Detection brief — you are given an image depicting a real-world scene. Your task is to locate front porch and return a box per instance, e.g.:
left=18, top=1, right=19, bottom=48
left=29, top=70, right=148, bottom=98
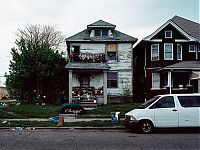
left=66, top=62, right=110, bottom=106
left=157, top=61, right=200, bottom=94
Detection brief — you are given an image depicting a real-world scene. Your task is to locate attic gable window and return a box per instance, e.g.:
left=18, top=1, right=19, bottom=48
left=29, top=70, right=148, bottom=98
left=94, top=29, right=101, bottom=36
left=165, top=31, right=172, bottom=38
left=94, top=29, right=108, bottom=36
left=102, top=29, right=108, bottom=36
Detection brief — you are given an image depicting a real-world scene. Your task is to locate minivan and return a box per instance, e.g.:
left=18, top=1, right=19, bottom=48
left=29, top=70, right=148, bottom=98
left=124, top=94, right=200, bottom=133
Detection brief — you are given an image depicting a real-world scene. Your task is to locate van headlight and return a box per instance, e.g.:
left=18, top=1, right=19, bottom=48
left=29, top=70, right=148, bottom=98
left=126, top=115, right=136, bottom=121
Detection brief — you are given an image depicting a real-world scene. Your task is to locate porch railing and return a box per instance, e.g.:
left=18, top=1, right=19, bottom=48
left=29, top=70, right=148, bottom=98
left=69, top=53, right=107, bottom=63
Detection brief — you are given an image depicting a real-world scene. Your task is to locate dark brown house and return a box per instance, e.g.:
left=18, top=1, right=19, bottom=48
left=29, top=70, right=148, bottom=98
left=133, top=16, right=200, bottom=101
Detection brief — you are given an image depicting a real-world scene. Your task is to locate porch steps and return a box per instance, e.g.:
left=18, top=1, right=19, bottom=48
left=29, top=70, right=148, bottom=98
left=80, top=100, right=97, bottom=109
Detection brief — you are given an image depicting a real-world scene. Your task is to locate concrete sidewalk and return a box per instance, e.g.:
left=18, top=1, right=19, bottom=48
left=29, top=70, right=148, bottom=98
left=1, top=117, right=112, bottom=122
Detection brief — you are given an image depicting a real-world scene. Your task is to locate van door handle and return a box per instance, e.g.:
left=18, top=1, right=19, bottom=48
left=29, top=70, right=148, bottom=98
left=172, top=109, right=177, bottom=112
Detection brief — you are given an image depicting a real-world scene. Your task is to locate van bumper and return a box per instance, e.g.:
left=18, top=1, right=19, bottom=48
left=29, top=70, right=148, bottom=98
left=124, top=119, right=139, bottom=129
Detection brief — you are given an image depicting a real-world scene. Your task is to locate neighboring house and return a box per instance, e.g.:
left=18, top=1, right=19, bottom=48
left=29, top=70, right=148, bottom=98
left=65, top=20, right=137, bottom=105
left=133, top=15, right=200, bottom=101
left=0, top=86, right=8, bottom=98
left=0, top=76, right=8, bottom=98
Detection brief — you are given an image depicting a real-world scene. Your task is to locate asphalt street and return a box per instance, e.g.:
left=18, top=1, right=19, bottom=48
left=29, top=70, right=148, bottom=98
left=0, top=129, right=199, bottom=150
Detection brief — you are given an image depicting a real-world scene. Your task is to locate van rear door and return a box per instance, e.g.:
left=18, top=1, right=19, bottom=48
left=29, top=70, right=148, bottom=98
left=150, top=96, right=179, bottom=127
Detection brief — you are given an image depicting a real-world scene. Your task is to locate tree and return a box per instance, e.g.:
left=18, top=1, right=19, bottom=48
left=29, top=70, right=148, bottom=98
left=6, top=25, right=68, bottom=104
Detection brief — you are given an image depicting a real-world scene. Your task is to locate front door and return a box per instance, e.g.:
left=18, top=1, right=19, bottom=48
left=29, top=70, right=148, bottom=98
left=80, top=74, right=90, bottom=88
left=151, top=96, right=178, bottom=127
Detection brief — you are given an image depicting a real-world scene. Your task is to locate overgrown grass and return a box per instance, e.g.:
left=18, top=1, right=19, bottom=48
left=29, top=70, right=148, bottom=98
left=83, top=103, right=141, bottom=118
left=0, top=104, right=60, bottom=119
left=0, top=103, right=140, bottom=119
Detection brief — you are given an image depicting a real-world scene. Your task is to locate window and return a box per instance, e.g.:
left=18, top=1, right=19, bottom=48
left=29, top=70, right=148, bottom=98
left=152, top=73, right=160, bottom=89
left=164, top=43, right=173, bottom=60
left=107, top=72, right=118, bottom=88
left=94, top=29, right=101, bottom=36
left=177, top=44, right=182, bottom=60
left=107, top=52, right=117, bottom=60
left=178, top=96, right=200, bottom=107
left=72, top=45, right=80, bottom=54
left=198, top=45, right=200, bottom=52
left=94, top=29, right=108, bottom=36
left=102, top=29, right=108, bottom=36
left=151, top=44, right=159, bottom=61
left=165, top=31, right=172, bottom=38
left=152, top=96, right=175, bottom=108
left=106, top=44, right=117, bottom=60
left=189, top=45, right=196, bottom=52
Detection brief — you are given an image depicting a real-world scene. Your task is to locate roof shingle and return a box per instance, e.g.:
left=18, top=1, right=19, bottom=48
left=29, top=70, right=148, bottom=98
left=171, top=16, right=200, bottom=40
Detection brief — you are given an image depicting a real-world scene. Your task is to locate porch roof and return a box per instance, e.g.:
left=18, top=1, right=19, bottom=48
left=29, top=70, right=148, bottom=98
left=65, top=62, right=110, bottom=70
left=157, top=61, right=200, bottom=71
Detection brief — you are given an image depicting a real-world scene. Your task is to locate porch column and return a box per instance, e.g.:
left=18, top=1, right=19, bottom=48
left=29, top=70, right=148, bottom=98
left=167, top=70, right=172, bottom=94
left=68, top=70, right=73, bottom=103
left=103, top=70, right=108, bottom=105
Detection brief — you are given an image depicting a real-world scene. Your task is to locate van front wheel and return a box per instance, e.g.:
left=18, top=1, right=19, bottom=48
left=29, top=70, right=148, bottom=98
left=138, top=121, right=153, bottom=134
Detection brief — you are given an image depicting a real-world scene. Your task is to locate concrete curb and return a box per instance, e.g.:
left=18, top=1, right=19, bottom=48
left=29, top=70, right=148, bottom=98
left=0, top=126, right=126, bottom=130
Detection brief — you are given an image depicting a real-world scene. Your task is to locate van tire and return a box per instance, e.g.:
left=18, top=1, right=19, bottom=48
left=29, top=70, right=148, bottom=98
left=138, top=120, right=153, bottom=134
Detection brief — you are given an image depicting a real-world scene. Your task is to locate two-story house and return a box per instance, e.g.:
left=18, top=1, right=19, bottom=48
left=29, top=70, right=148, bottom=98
left=65, top=20, right=137, bottom=105
left=133, top=16, right=200, bottom=101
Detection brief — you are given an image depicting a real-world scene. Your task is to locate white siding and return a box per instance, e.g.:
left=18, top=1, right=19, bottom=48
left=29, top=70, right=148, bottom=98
left=70, top=43, right=133, bottom=96
left=90, top=73, right=103, bottom=88
left=80, top=43, right=105, bottom=54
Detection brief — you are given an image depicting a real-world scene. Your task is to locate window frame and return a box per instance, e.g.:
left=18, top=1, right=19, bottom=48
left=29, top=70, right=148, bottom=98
left=178, top=96, right=200, bottom=107
left=107, top=72, right=118, bottom=88
left=107, top=52, right=117, bottom=60
left=151, top=44, right=159, bottom=61
left=94, top=29, right=108, bottom=37
left=177, top=44, right=182, bottom=60
left=165, top=30, right=172, bottom=38
left=151, top=96, right=175, bottom=109
left=152, top=73, right=160, bottom=89
left=102, top=29, right=108, bottom=36
left=164, top=43, right=173, bottom=60
left=189, top=45, right=196, bottom=52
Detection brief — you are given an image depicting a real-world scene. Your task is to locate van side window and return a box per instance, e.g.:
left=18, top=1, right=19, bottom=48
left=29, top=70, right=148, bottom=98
left=152, top=96, right=175, bottom=108
left=178, top=96, right=200, bottom=107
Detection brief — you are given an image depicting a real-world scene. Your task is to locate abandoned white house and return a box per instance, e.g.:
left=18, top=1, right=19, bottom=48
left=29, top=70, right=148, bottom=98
left=65, top=20, right=137, bottom=105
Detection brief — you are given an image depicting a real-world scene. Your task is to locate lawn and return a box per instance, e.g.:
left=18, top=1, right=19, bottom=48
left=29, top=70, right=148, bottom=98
left=0, top=104, right=60, bottom=119
left=0, top=103, right=141, bottom=119
left=82, top=103, right=140, bottom=118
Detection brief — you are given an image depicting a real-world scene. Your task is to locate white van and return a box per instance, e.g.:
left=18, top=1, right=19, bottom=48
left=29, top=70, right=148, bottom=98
left=124, top=94, right=200, bottom=133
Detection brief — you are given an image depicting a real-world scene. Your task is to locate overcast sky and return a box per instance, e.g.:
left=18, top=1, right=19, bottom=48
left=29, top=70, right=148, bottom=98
left=0, top=0, right=199, bottom=81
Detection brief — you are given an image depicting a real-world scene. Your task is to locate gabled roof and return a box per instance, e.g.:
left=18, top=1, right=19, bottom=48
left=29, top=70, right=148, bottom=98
left=144, top=15, right=200, bottom=42
left=87, top=19, right=116, bottom=29
left=66, top=20, right=137, bottom=43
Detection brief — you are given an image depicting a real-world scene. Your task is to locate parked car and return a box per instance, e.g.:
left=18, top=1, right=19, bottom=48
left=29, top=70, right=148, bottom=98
left=124, top=94, right=200, bottom=133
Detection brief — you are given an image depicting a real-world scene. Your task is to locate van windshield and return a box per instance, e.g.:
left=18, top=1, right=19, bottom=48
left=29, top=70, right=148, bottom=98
left=139, top=96, right=160, bottom=109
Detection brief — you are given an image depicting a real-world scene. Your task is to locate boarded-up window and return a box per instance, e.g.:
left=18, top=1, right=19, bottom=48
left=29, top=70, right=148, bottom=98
left=106, top=44, right=117, bottom=52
